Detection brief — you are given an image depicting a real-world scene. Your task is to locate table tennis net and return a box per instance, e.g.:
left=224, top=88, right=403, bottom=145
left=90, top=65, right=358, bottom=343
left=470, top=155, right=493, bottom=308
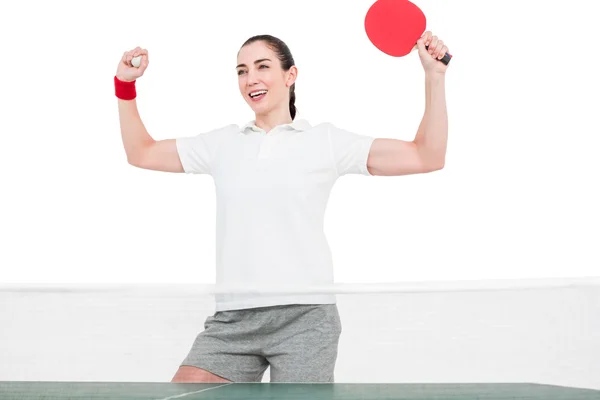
left=1, top=277, right=598, bottom=388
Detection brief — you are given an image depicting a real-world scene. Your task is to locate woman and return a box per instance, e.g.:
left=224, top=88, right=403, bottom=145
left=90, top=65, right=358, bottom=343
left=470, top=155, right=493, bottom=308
left=114, top=33, right=449, bottom=383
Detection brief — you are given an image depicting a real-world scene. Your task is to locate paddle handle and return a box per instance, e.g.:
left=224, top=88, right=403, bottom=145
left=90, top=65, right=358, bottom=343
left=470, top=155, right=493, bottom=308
left=425, top=45, right=452, bottom=65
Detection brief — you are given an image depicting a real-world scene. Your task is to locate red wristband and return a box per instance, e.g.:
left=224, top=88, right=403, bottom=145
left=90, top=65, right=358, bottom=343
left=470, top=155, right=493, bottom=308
left=114, top=76, right=136, bottom=100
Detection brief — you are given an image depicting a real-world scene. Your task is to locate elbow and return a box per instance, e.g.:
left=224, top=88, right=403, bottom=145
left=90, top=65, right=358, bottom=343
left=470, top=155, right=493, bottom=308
left=125, top=145, right=151, bottom=168
left=126, top=152, right=143, bottom=168
left=432, top=159, right=445, bottom=171
left=414, top=142, right=446, bottom=173
left=126, top=140, right=155, bottom=169
left=421, top=155, right=445, bottom=173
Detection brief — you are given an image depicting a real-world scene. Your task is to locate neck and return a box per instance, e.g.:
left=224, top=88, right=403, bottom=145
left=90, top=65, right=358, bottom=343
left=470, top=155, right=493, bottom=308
left=254, top=106, right=293, bottom=133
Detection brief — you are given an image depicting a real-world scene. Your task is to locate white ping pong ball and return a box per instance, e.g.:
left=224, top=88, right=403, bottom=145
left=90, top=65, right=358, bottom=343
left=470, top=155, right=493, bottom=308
left=131, top=55, right=142, bottom=68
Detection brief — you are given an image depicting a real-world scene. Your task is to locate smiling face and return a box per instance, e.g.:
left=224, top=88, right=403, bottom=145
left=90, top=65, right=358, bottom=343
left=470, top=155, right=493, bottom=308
left=236, top=40, right=297, bottom=119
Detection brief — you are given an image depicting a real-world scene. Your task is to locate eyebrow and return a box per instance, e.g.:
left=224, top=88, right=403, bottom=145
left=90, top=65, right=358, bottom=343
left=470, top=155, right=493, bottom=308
left=236, top=58, right=272, bottom=69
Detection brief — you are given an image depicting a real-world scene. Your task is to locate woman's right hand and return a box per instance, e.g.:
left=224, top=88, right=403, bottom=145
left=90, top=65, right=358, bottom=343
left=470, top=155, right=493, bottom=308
left=116, top=47, right=149, bottom=82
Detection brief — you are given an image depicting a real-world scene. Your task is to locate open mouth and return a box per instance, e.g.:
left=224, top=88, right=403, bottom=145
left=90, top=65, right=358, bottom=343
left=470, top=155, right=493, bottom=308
left=249, top=90, right=268, bottom=101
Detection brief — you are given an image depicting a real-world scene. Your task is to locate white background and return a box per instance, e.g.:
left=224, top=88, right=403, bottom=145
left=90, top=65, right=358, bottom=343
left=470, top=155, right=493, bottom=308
left=1, top=0, right=599, bottom=285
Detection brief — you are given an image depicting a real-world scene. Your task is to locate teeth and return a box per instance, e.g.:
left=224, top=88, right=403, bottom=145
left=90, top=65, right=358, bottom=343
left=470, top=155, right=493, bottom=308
left=250, top=90, right=267, bottom=98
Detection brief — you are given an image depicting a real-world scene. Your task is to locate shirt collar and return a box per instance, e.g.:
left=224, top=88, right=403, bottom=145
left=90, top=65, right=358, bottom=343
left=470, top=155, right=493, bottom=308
left=242, top=118, right=312, bottom=134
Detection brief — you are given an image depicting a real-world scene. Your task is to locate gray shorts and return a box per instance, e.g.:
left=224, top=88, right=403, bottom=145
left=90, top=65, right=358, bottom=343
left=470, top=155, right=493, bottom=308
left=180, top=303, right=342, bottom=383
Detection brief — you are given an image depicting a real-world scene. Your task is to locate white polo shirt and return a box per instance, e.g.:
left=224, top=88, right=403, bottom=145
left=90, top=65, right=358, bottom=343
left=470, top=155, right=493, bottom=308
left=175, top=119, right=375, bottom=311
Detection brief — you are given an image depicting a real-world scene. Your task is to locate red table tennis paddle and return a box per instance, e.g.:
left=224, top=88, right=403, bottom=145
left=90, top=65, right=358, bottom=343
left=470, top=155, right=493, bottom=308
left=365, top=0, right=452, bottom=65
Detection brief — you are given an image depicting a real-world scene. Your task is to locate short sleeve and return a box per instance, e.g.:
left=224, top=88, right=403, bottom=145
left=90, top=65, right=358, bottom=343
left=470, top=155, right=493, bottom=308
left=327, top=123, right=375, bottom=176
left=175, top=126, right=230, bottom=175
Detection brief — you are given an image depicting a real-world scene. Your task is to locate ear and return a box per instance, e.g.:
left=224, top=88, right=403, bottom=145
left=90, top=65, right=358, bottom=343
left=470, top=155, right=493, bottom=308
left=286, top=66, right=298, bottom=87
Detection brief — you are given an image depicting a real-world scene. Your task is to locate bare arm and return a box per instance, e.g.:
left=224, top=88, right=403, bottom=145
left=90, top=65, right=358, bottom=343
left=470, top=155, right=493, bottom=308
left=413, top=73, right=448, bottom=168
left=118, top=98, right=183, bottom=173
left=367, top=73, right=447, bottom=176
left=366, top=32, right=450, bottom=177
left=116, top=47, right=184, bottom=173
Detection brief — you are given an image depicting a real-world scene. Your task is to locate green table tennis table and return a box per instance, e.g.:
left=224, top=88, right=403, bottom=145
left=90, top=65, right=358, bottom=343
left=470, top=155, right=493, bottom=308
left=1, top=382, right=599, bottom=399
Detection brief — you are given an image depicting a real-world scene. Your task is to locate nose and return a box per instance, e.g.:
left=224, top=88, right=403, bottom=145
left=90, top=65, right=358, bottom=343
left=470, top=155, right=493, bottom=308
left=246, top=69, right=260, bottom=86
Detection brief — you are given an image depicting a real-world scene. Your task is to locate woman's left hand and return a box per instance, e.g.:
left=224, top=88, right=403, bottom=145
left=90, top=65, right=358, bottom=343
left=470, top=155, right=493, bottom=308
left=416, top=31, right=450, bottom=75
